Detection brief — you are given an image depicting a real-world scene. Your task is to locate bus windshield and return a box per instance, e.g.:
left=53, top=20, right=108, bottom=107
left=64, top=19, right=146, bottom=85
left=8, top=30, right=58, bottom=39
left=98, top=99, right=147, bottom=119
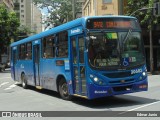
left=88, top=31, right=145, bottom=69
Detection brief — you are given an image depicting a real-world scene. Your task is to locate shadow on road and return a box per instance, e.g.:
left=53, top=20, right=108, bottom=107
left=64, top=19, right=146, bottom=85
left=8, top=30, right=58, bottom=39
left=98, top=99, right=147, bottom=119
left=16, top=83, right=158, bottom=110
left=16, top=84, right=61, bottom=99
left=71, top=95, right=158, bottom=109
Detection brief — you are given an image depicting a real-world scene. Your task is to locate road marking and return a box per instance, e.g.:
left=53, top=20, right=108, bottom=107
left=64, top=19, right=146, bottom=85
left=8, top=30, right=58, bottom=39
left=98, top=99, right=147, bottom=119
left=0, top=77, right=11, bottom=80
left=119, top=101, right=160, bottom=115
left=0, top=82, right=9, bottom=87
left=4, top=84, right=17, bottom=90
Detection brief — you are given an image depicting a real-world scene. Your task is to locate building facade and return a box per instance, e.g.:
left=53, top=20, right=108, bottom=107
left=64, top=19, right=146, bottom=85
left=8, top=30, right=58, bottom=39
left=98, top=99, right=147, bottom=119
left=0, top=0, right=14, bottom=11
left=82, top=0, right=127, bottom=16
left=13, top=0, right=42, bottom=35
left=82, top=0, right=160, bottom=73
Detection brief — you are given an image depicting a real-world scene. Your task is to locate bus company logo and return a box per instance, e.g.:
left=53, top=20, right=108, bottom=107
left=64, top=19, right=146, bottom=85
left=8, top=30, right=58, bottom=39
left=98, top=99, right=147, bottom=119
left=71, top=28, right=81, bottom=34
left=94, top=90, right=107, bottom=94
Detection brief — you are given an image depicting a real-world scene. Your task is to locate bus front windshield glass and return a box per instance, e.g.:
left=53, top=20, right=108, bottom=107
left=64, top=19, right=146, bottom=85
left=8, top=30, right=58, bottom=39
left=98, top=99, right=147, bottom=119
left=88, top=32, right=145, bottom=69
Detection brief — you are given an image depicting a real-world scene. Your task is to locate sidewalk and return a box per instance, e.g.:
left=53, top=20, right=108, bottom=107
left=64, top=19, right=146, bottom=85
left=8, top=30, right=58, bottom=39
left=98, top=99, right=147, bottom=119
left=148, top=71, right=160, bottom=76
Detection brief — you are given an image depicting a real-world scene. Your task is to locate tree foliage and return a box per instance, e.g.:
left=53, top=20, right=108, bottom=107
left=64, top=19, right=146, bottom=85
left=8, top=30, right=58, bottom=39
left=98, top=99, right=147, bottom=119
left=33, top=0, right=81, bottom=27
left=125, top=0, right=160, bottom=29
left=0, top=4, right=20, bottom=55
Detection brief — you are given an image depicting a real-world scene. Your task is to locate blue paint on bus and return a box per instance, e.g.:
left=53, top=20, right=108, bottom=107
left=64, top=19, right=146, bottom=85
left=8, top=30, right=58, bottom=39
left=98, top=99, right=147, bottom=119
left=10, top=16, right=148, bottom=100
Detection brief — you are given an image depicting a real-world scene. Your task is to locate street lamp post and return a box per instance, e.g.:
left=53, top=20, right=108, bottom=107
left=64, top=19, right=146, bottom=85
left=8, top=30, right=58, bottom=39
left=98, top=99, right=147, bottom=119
left=149, top=19, right=154, bottom=73
left=72, top=0, right=75, bottom=20
left=130, top=7, right=155, bottom=73
left=130, top=7, right=155, bottom=16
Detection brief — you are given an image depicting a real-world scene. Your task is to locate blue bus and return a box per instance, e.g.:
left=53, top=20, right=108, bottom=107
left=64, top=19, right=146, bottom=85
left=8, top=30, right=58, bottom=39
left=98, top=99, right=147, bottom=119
left=10, top=16, right=148, bottom=100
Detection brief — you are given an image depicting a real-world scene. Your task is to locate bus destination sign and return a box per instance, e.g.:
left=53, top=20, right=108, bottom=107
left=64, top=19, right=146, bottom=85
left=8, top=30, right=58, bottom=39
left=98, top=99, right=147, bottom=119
left=87, top=18, right=140, bottom=29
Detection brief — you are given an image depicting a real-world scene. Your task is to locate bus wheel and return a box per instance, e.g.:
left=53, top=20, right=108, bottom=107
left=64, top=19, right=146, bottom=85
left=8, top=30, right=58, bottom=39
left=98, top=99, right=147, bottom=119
left=21, top=73, right=28, bottom=89
left=58, top=78, right=72, bottom=100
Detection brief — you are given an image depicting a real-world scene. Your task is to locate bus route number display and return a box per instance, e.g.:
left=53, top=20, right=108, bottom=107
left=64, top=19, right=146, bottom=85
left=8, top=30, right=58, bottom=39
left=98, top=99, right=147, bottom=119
left=87, top=18, right=140, bottom=29
left=93, top=21, right=131, bottom=29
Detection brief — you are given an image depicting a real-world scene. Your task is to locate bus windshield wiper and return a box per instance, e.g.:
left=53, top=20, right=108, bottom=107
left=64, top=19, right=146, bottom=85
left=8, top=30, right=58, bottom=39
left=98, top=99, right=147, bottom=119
left=123, top=29, right=132, bottom=44
left=122, top=29, right=132, bottom=51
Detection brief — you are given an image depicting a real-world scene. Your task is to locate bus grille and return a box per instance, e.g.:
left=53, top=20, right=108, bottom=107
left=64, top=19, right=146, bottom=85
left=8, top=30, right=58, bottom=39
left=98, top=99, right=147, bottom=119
left=103, top=71, right=133, bottom=78
left=113, top=85, right=132, bottom=92
left=109, top=79, right=135, bottom=85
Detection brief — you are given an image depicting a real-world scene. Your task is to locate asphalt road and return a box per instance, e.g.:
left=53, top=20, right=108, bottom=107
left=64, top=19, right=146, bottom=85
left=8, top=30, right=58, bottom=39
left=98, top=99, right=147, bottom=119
left=0, top=69, right=160, bottom=120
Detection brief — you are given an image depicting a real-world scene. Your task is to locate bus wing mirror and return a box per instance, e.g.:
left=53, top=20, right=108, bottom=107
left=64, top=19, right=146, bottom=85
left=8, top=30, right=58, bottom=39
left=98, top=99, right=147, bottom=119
left=85, top=37, right=89, bottom=41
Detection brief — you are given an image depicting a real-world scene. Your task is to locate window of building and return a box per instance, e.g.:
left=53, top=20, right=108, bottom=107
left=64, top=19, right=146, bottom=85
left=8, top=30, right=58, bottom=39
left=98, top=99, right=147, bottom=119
left=42, top=35, right=55, bottom=58
left=21, top=0, right=24, bottom=3
left=56, top=31, right=68, bottom=58
left=21, top=5, right=24, bottom=8
left=21, top=15, right=24, bottom=18
left=103, top=0, right=112, bottom=3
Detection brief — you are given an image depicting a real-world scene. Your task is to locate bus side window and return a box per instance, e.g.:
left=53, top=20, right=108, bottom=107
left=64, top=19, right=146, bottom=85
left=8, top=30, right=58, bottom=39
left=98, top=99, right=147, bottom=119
left=42, top=35, right=55, bottom=58
left=56, top=31, right=68, bottom=58
left=26, top=42, right=32, bottom=60
left=19, top=44, right=26, bottom=60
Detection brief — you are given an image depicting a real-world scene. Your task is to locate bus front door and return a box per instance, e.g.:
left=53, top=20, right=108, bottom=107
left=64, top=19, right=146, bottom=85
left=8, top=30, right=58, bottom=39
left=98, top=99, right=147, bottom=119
left=71, top=36, right=86, bottom=96
left=33, top=45, right=41, bottom=88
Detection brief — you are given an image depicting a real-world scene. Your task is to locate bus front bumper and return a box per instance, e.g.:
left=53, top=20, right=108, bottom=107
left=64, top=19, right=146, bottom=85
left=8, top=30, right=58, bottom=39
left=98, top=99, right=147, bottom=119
left=87, top=79, right=148, bottom=99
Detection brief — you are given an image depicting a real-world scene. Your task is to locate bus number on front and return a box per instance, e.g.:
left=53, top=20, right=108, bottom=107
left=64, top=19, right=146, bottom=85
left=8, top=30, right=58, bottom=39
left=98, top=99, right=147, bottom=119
left=93, top=22, right=103, bottom=28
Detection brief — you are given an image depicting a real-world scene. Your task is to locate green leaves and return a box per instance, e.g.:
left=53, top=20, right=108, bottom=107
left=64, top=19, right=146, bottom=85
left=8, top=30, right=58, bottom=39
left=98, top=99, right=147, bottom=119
left=125, top=0, right=160, bottom=29
left=0, top=4, right=20, bottom=54
left=34, top=0, right=79, bottom=27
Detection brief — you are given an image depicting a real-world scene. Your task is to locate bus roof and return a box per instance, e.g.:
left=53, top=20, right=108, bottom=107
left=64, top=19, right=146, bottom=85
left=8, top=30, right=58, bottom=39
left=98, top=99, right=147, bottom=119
left=11, top=15, right=136, bottom=47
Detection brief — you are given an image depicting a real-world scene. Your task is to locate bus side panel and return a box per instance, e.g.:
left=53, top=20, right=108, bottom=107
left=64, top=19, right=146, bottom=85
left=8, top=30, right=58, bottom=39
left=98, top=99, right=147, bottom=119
left=40, top=59, right=56, bottom=90
left=15, top=60, right=34, bottom=85
left=24, top=61, right=34, bottom=86
left=40, top=59, right=71, bottom=92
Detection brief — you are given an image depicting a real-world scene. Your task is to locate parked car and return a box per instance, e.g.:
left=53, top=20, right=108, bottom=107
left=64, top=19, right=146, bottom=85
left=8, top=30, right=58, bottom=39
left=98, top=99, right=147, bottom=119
left=0, top=63, right=5, bottom=72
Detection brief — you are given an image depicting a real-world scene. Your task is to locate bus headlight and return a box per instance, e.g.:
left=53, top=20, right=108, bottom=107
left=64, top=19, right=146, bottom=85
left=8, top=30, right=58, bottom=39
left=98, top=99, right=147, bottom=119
left=90, top=74, right=107, bottom=86
left=142, top=72, right=147, bottom=76
left=139, top=71, right=147, bottom=81
left=94, top=77, right=98, bottom=82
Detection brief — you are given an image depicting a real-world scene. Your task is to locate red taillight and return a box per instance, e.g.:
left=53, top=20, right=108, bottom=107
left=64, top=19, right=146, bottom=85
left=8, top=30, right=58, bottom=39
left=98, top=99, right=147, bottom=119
left=139, top=85, right=147, bottom=89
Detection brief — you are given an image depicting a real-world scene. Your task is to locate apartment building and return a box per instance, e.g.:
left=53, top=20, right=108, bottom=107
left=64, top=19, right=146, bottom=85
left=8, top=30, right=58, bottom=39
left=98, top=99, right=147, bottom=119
left=82, top=0, right=127, bottom=16
left=13, top=0, right=42, bottom=34
left=0, top=0, right=14, bottom=11
left=82, top=0, right=160, bottom=73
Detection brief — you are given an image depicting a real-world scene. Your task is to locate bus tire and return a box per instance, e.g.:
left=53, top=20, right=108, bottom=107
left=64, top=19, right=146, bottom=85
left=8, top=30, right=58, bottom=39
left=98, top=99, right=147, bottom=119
left=58, top=78, right=72, bottom=100
left=21, top=73, right=28, bottom=89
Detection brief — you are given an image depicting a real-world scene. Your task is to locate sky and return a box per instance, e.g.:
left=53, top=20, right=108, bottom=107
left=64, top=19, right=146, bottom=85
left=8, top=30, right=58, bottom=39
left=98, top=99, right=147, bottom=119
left=40, top=7, right=49, bottom=15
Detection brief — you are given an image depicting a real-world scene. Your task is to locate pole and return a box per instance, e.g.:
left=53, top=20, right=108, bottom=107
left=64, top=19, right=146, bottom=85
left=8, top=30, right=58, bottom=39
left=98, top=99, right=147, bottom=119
left=149, top=20, right=154, bottom=73
left=72, top=0, right=75, bottom=20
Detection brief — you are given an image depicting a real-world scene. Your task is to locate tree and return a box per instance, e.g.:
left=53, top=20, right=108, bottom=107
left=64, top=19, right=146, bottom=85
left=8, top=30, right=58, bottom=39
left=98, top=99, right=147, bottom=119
left=0, top=4, right=20, bottom=56
left=16, top=25, right=36, bottom=40
left=125, top=0, right=160, bottom=72
left=125, top=0, right=160, bottom=28
left=33, top=0, right=81, bottom=27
